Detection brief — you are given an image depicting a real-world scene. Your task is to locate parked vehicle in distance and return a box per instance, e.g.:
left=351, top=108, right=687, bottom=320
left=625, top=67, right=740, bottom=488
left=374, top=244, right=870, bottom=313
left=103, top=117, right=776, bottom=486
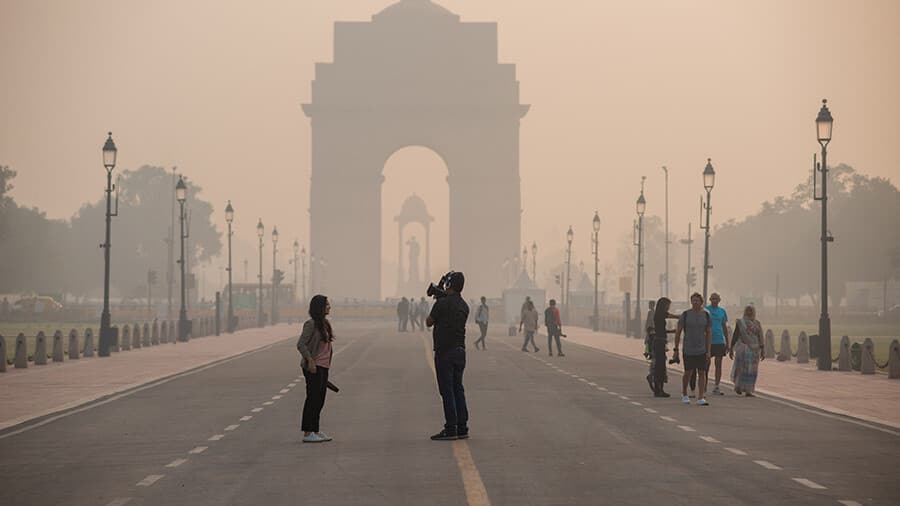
left=12, top=296, right=63, bottom=314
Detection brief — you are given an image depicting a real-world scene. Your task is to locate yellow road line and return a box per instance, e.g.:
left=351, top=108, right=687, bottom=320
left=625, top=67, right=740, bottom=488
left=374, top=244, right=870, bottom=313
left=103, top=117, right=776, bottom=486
left=420, top=335, right=491, bottom=506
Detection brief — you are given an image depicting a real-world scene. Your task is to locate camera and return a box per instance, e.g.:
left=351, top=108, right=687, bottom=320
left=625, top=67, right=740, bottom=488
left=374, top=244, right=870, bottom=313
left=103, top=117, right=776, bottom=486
left=426, top=271, right=457, bottom=299
left=668, top=355, right=681, bottom=365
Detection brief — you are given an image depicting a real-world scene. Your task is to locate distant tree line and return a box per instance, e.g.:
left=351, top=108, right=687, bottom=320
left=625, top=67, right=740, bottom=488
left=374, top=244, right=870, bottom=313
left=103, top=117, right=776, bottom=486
left=0, top=164, right=221, bottom=300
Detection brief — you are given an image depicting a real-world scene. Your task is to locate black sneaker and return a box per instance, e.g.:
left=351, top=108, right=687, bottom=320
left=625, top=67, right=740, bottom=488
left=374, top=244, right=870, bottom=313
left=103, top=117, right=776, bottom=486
left=430, top=429, right=458, bottom=441
left=457, top=428, right=469, bottom=440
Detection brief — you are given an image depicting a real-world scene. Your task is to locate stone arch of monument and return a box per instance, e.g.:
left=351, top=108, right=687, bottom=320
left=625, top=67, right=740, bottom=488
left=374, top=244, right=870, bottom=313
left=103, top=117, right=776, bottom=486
left=303, top=0, right=529, bottom=299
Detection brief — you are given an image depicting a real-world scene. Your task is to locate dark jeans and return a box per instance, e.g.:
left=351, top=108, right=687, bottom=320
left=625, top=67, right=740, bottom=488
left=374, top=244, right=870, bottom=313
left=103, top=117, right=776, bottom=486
left=522, top=330, right=538, bottom=350
left=652, top=339, right=668, bottom=385
left=475, top=322, right=488, bottom=348
left=435, top=347, right=468, bottom=432
left=302, top=366, right=329, bottom=433
left=547, top=326, right=562, bottom=353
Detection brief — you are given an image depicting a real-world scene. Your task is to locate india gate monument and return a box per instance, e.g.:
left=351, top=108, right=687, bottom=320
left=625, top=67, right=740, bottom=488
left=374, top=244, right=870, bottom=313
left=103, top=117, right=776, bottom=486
left=303, top=0, right=529, bottom=300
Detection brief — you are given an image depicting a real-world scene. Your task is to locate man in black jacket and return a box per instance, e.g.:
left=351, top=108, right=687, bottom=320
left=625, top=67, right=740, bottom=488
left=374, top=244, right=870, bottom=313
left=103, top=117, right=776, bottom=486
left=426, top=272, right=470, bottom=441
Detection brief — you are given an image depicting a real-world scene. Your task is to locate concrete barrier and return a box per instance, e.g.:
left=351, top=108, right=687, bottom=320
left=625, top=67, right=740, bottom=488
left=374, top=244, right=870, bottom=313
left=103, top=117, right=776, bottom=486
left=52, top=330, right=64, bottom=362
left=34, top=331, right=48, bottom=365
left=764, top=329, right=775, bottom=359
left=0, top=334, right=6, bottom=372
left=142, top=323, right=151, bottom=347
left=82, top=328, right=95, bottom=357
left=838, top=335, right=851, bottom=371
left=133, top=324, right=142, bottom=349
left=121, top=325, right=131, bottom=351
left=68, top=329, right=80, bottom=359
left=15, top=333, right=28, bottom=368
left=860, top=338, right=876, bottom=375
left=110, top=326, right=120, bottom=353
left=151, top=321, right=159, bottom=345
left=889, top=339, right=900, bottom=379
left=777, top=330, right=792, bottom=362
left=169, top=321, right=177, bottom=344
left=796, top=331, right=809, bottom=364
left=160, top=321, right=168, bottom=343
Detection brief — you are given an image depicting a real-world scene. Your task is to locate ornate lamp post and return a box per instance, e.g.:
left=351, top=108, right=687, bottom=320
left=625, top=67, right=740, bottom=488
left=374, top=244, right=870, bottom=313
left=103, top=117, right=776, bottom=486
left=815, top=99, right=834, bottom=371
left=531, top=241, right=537, bottom=284
left=700, top=159, right=716, bottom=300
left=565, top=225, right=574, bottom=322
left=635, top=178, right=646, bottom=335
left=256, top=219, right=264, bottom=327
left=592, top=211, right=601, bottom=331
left=271, top=226, right=279, bottom=325
left=176, top=176, right=190, bottom=341
left=225, top=201, right=234, bottom=332
left=98, top=133, right=118, bottom=356
left=522, top=246, right=528, bottom=277
left=301, top=246, right=307, bottom=301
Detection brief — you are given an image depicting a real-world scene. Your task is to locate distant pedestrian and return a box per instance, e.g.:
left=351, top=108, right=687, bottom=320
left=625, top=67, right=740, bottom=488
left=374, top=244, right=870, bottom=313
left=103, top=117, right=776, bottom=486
left=296, top=294, right=335, bottom=443
left=520, top=296, right=532, bottom=323
left=544, top=299, right=565, bottom=357
left=519, top=299, right=540, bottom=352
left=674, top=293, right=711, bottom=405
left=649, top=297, right=677, bottom=397
left=397, top=297, right=409, bottom=332
left=417, top=297, right=430, bottom=332
left=730, top=305, right=764, bottom=396
left=474, top=296, right=489, bottom=350
left=427, top=272, right=470, bottom=441
left=705, top=293, right=729, bottom=396
left=408, top=296, right=420, bottom=331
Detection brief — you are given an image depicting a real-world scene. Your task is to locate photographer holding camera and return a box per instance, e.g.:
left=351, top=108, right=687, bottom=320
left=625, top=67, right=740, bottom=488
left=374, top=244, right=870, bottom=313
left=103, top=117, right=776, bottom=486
left=425, top=271, right=470, bottom=441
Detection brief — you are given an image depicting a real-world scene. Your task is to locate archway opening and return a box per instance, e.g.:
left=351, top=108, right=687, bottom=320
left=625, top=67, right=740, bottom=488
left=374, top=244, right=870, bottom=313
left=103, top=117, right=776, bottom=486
left=381, top=146, right=449, bottom=299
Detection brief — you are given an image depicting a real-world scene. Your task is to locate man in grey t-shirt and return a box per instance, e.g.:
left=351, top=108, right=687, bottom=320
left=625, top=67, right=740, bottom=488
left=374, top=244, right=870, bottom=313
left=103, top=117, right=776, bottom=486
left=674, top=293, right=712, bottom=405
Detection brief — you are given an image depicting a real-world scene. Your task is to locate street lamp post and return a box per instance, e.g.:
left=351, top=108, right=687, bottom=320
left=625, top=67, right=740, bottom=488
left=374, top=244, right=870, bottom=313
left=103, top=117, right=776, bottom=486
left=271, top=226, right=279, bottom=325
left=256, top=219, right=264, bottom=327
left=176, top=176, right=190, bottom=341
left=301, top=247, right=307, bottom=302
left=680, top=223, right=695, bottom=302
left=225, top=201, right=234, bottom=333
left=98, top=133, right=118, bottom=357
left=565, top=226, right=574, bottom=323
left=700, top=159, right=716, bottom=300
left=531, top=241, right=537, bottom=284
left=292, top=240, right=300, bottom=304
left=635, top=178, right=646, bottom=336
left=662, top=166, right=670, bottom=297
left=592, top=212, right=601, bottom=331
left=522, top=246, right=528, bottom=278
left=815, top=99, right=834, bottom=371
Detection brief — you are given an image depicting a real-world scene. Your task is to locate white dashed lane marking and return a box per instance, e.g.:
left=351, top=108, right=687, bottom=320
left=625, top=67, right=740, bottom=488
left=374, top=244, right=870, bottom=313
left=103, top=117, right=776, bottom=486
left=188, top=446, right=207, bottom=454
left=240, top=415, right=253, bottom=421
left=251, top=407, right=263, bottom=413
left=660, top=416, right=677, bottom=422
left=105, top=498, right=132, bottom=506
left=753, top=460, right=782, bottom=470
left=699, top=436, right=720, bottom=443
left=208, top=434, right=224, bottom=441
left=838, top=501, right=862, bottom=506
left=165, top=458, right=188, bottom=468
left=578, top=378, right=588, bottom=383
left=619, top=396, right=630, bottom=400
left=587, top=382, right=597, bottom=386
left=792, top=478, right=827, bottom=490
left=263, top=401, right=274, bottom=406
left=724, top=447, right=748, bottom=456
left=597, top=387, right=608, bottom=391
left=288, top=383, right=297, bottom=387
left=677, top=425, right=696, bottom=432
left=643, top=408, right=658, bottom=413
left=608, top=391, right=619, bottom=395
left=279, top=389, right=290, bottom=393
left=136, top=475, right=164, bottom=487
left=272, top=395, right=282, bottom=400
left=630, top=401, right=643, bottom=406
left=224, top=424, right=240, bottom=431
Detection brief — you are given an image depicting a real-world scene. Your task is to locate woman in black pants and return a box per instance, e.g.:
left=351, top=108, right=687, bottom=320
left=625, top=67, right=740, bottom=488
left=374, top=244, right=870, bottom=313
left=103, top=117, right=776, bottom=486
left=296, top=295, right=334, bottom=443
left=651, top=297, right=677, bottom=397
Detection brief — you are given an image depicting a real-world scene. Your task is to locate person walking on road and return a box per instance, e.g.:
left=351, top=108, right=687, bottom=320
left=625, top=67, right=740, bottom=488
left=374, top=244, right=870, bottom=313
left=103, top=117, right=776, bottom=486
left=674, top=293, right=712, bottom=405
left=426, top=272, right=470, bottom=441
left=474, top=296, right=489, bottom=350
left=649, top=297, right=677, bottom=397
left=730, top=305, right=764, bottom=396
left=417, top=297, right=430, bottom=332
left=397, top=297, right=409, bottom=332
left=705, top=293, right=729, bottom=395
left=408, top=296, right=420, bottom=331
left=544, top=299, right=565, bottom=357
left=519, top=299, right=540, bottom=352
left=296, top=294, right=335, bottom=443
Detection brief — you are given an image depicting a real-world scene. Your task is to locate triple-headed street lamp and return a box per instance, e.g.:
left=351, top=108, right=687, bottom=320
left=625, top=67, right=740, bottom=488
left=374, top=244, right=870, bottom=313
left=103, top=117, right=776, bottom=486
left=635, top=178, right=646, bottom=335
left=271, top=226, right=279, bottom=325
left=256, top=219, right=265, bottom=327
left=225, top=201, right=234, bottom=333
left=565, top=226, right=574, bottom=322
left=700, top=159, right=716, bottom=300
left=98, top=133, right=118, bottom=356
left=815, top=99, right=834, bottom=371
left=176, top=176, right=190, bottom=341
left=592, top=211, right=601, bottom=332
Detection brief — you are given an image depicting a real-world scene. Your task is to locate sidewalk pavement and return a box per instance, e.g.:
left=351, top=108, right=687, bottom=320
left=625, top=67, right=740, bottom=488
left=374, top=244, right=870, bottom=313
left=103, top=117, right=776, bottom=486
left=0, top=324, right=300, bottom=432
left=561, top=327, right=900, bottom=430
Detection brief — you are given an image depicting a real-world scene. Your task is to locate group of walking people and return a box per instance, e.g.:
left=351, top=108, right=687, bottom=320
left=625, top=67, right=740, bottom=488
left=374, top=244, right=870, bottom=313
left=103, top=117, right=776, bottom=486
left=645, top=292, right=764, bottom=405
left=397, top=296, right=429, bottom=332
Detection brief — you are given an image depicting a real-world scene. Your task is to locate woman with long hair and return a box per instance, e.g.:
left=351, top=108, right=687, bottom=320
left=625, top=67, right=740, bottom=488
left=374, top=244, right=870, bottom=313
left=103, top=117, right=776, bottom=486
left=296, top=294, right=335, bottom=442
left=519, top=299, right=540, bottom=352
left=650, top=297, right=677, bottom=397
left=729, top=305, right=764, bottom=396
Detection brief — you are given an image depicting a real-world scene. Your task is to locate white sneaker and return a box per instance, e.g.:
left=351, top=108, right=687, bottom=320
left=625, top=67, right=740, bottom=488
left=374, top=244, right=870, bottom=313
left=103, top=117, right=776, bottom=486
left=682, top=395, right=691, bottom=404
left=697, top=398, right=709, bottom=406
left=317, top=432, right=333, bottom=442
left=303, top=433, right=325, bottom=443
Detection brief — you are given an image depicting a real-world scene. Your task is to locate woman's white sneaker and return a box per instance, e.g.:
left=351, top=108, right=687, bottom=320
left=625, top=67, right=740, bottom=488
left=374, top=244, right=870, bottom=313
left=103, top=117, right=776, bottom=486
left=681, top=395, right=691, bottom=404
left=317, top=432, right=333, bottom=441
left=303, top=433, right=325, bottom=443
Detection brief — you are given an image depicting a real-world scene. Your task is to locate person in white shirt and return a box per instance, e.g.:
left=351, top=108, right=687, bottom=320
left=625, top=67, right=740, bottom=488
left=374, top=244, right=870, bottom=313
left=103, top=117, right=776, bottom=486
left=474, top=296, right=489, bottom=350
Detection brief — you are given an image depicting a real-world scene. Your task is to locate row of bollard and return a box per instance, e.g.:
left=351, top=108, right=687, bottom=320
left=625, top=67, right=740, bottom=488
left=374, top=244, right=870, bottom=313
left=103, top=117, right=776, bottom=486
left=0, top=316, right=219, bottom=373
left=762, top=328, right=900, bottom=379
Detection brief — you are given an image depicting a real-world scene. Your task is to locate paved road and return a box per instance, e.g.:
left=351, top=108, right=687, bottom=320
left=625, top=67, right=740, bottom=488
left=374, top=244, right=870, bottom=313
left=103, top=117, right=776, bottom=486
left=1, top=321, right=897, bottom=505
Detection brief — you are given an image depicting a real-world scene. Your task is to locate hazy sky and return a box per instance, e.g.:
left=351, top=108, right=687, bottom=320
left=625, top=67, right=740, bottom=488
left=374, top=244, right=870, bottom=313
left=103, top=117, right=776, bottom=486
left=2, top=0, right=899, bottom=296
